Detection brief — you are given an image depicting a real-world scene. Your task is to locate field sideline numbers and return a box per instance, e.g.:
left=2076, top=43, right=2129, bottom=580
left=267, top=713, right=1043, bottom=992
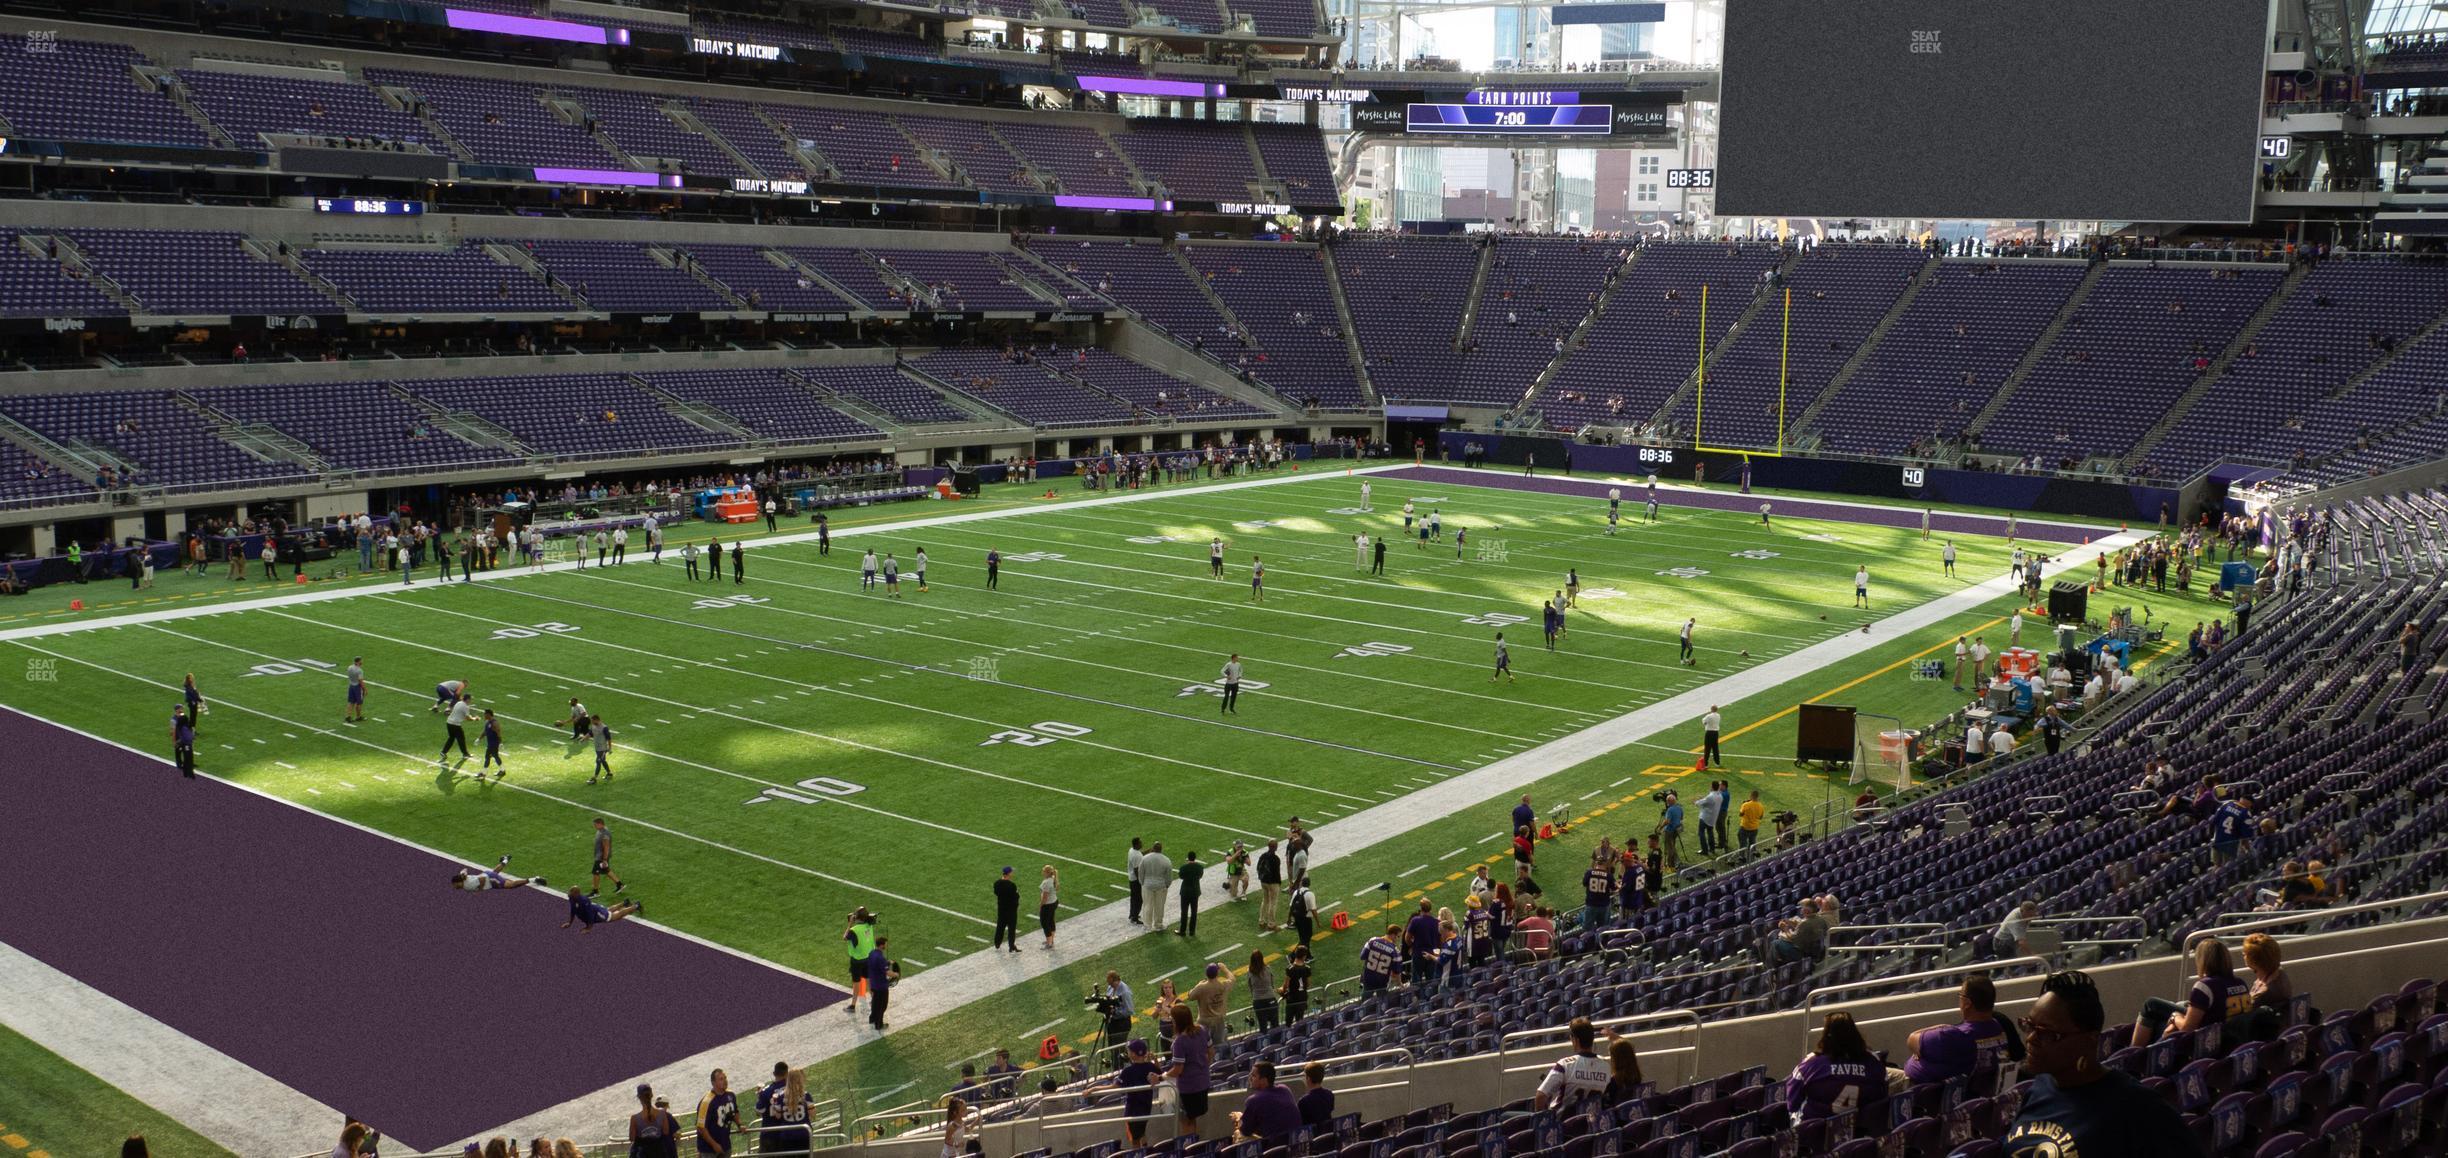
left=238, top=657, right=338, bottom=677
left=1180, top=678, right=1271, bottom=698
left=693, top=594, right=771, bottom=610
left=489, top=620, right=581, bottom=640
left=1656, top=566, right=1711, bottom=579
left=1462, top=611, right=1529, bottom=627
left=744, top=775, right=869, bottom=806
left=1730, top=549, right=1781, bottom=560
left=1004, top=551, right=1065, bottom=564
left=980, top=721, right=1094, bottom=747
left=1335, top=642, right=1413, bottom=659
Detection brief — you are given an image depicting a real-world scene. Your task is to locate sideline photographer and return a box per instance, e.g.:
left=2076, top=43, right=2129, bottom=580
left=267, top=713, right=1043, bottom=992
left=1088, top=971, right=1136, bottom=1069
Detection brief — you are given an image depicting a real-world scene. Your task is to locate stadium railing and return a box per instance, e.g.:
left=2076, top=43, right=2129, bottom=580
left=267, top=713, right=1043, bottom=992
left=2182, top=888, right=2448, bottom=988
left=1797, top=956, right=2052, bottom=1050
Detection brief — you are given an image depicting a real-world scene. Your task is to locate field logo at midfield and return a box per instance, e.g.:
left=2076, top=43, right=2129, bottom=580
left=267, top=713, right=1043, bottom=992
left=1730, top=549, right=1781, bottom=560
left=24, top=656, right=58, bottom=682
left=1579, top=587, right=1626, bottom=601
left=238, top=657, right=338, bottom=678
left=1233, top=520, right=1281, bottom=530
left=1325, top=506, right=1369, bottom=515
left=964, top=655, right=1002, bottom=682
left=489, top=620, right=581, bottom=640
left=1474, top=538, right=1511, bottom=563
left=980, top=721, right=1094, bottom=747
left=1334, top=641, right=1413, bottom=659
left=692, top=594, right=771, bottom=610
left=743, top=775, right=868, bottom=806
left=1462, top=611, right=1529, bottom=627
left=1656, top=566, right=1710, bottom=579
left=1179, top=678, right=1271, bottom=698
left=1003, top=551, right=1066, bottom=564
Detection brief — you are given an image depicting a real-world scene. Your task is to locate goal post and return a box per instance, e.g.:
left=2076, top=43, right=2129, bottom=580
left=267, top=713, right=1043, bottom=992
left=1690, top=284, right=1793, bottom=460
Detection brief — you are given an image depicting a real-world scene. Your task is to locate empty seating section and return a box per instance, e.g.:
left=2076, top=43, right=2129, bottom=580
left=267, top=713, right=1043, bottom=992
left=67, top=230, right=334, bottom=317
left=298, top=245, right=572, bottom=314
left=863, top=250, right=1045, bottom=312
left=1181, top=243, right=1366, bottom=408
left=0, top=393, right=309, bottom=490
left=687, top=98, right=815, bottom=181
left=1666, top=245, right=1930, bottom=450
left=0, top=234, right=126, bottom=319
left=914, top=350, right=1133, bottom=426
left=1538, top=243, right=1785, bottom=432
left=780, top=247, right=916, bottom=310
left=1978, top=265, right=2284, bottom=461
left=1332, top=237, right=1479, bottom=404
left=0, top=38, right=212, bottom=148
left=2143, top=263, right=2448, bottom=477
left=1231, top=0, right=1326, bottom=35
left=638, top=370, right=881, bottom=446
left=511, top=240, right=733, bottom=312
left=1029, top=239, right=1228, bottom=339
left=1116, top=121, right=1260, bottom=201
left=189, top=382, right=518, bottom=475
left=803, top=365, right=973, bottom=424
left=177, top=69, right=444, bottom=151
left=402, top=374, right=740, bottom=459
left=563, top=87, right=742, bottom=178
left=362, top=69, right=620, bottom=169
left=899, top=115, right=1038, bottom=194
left=769, top=106, right=959, bottom=189
left=830, top=25, right=939, bottom=61
left=1806, top=260, right=2087, bottom=456
left=1445, top=237, right=1625, bottom=407
left=1070, top=349, right=1265, bottom=417
left=987, top=122, right=1139, bottom=197
left=0, top=442, right=95, bottom=507
left=1248, top=122, right=1337, bottom=196
left=2244, top=327, right=2448, bottom=484
left=676, top=245, right=855, bottom=312
left=689, top=16, right=839, bottom=54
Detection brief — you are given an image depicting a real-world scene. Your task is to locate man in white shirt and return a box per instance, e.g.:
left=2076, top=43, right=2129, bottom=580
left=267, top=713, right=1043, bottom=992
left=1964, top=720, right=1987, bottom=764
left=1360, top=481, right=1372, bottom=511
left=2009, top=612, right=2023, bottom=647
left=2048, top=661, right=2072, bottom=694
left=860, top=549, right=879, bottom=591
left=643, top=514, right=661, bottom=563
left=1533, top=1019, right=1612, bottom=1115
left=1700, top=706, right=1723, bottom=767
left=1125, top=839, right=1146, bottom=925
left=1970, top=638, right=1992, bottom=685
left=1854, top=566, right=1871, bottom=609
left=2114, top=671, right=2141, bottom=696
left=2082, top=672, right=2106, bottom=706
left=1953, top=636, right=1970, bottom=691
left=611, top=526, right=628, bottom=565
left=1941, top=540, right=1956, bottom=577
left=440, top=693, right=475, bottom=766
left=764, top=497, right=778, bottom=533
left=1353, top=533, right=1368, bottom=573
left=1137, top=842, right=1173, bottom=937
left=1987, top=724, right=2015, bottom=757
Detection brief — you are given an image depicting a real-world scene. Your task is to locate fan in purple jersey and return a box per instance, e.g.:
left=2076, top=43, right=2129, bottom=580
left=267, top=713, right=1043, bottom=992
left=1785, top=1013, right=1891, bottom=1125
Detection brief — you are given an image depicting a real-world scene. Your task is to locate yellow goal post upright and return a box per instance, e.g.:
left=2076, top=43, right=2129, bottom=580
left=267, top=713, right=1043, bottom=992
left=1688, top=283, right=1795, bottom=462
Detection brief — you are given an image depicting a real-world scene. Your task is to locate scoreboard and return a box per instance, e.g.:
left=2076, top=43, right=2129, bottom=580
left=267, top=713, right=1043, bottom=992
left=1405, top=103, right=1614, bottom=136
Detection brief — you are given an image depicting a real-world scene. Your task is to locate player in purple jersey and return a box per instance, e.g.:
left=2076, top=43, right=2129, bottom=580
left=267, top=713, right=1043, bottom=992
left=562, top=885, right=643, bottom=932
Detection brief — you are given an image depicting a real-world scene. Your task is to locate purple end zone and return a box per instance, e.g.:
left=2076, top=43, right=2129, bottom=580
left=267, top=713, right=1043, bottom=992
left=1374, top=466, right=2111, bottom=544
left=0, top=707, right=842, bottom=1150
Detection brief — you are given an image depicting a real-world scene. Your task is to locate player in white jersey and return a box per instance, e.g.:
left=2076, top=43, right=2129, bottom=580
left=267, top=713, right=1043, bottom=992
left=860, top=549, right=878, bottom=590
left=1210, top=537, right=1227, bottom=578
left=1920, top=508, right=1931, bottom=539
left=452, top=855, right=544, bottom=892
left=1354, top=533, right=1369, bottom=572
left=1646, top=493, right=1660, bottom=523
left=1941, top=540, right=1957, bottom=577
left=1401, top=500, right=1416, bottom=532
left=1854, top=566, right=1872, bottom=609
left=1360, top=481, right=1372, bottom=511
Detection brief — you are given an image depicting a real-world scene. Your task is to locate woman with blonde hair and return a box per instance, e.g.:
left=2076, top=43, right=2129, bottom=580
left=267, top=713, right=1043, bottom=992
left=765, top=1068, right=814, bottom=1154
left=1039, top=865, right=1061, bottom=949
left=553, top=1140, right=585, bottom=1158
left=2132, top=938, right=2251, bottom=1045
left=2238, top=932, right=2292, bottom=1040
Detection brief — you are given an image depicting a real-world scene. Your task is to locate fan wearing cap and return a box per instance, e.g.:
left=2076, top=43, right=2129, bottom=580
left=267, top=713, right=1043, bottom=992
left=992, top=866, right=1023, bottom=953
left=1088, top=1039, right=1163, bottom=1147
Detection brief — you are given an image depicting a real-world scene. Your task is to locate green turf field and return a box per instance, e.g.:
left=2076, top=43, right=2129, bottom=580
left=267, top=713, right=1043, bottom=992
left=0, top=467, right=2235, bottom=1126
left=0, top=1020, right=236, bottom=1158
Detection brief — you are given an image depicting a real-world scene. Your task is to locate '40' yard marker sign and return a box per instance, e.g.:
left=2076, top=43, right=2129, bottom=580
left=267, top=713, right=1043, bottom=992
left=240, top=657, right=338, bottom=677
left=1334, top=641, right=1413, bottom=659
left=744, top=776, right=867, bottom=806
left=693, top=594, right=771, bottom=610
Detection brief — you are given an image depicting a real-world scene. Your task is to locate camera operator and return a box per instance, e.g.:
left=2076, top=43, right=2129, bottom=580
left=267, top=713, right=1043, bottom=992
left=1650, top=790, right=1684, bottom=870
left=1089, top=971, right=1136, bottom=1068
left=1772, top=810, right=1801, bottom=849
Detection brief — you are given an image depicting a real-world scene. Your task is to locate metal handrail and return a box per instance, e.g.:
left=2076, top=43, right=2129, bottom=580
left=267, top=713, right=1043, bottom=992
left=2180, top=888, right=2448, bottom=989
left=1799, top=956, right=2051, bottom=1050
left=1497, top=1006, right=1706, bottom=1089
left=1590, top=961, right=1761, bottom=999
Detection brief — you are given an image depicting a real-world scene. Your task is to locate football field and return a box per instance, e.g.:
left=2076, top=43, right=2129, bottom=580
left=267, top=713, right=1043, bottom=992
left=0, top=464, right=2168, bottom=1143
